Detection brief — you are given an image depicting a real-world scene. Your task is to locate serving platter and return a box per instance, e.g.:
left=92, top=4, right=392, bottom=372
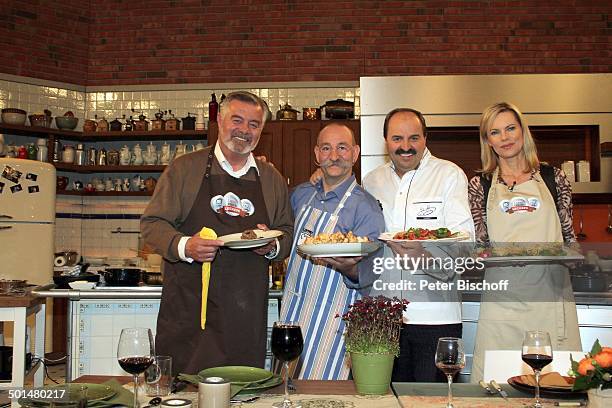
left=482, top=248, right=584, bottom=266
left=297, top=241, right=382, bottom=258
left=507, top=375, right=586, bottom=399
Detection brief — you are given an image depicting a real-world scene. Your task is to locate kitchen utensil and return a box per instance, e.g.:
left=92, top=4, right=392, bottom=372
left=143, top=272, right=163, bottom=286
left=83, top=119, right=97, bottom=132
left=182, top=113, right=196, bottom=130
left=102, top=268, right=142, bottom=286
left=110, top=118, right=123, bottom=131
left=276, top=103, right=299, bottom=120
left=479, top=380, right=494, bottom=394
left=68, top=280, right=96, bottom=290
left=323, top=98, right=354, bottom=119
left=577, top=209, right=586, bottom=241
left=29, top=114, right=52, bottom=128
left=55, top=250, right=79, bottom=266
left=96, top=117, right=109, bottom=132
left=53, top=272, right=100, bottom=289
left=489, top=380, right=509, bottom=399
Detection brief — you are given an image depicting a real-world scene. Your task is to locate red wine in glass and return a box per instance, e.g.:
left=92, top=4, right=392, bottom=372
left=522, top=354, right=553, bottom=371
left=271, top=322, right=303, bottom=408
left=118, top=356, right=155, bottom=375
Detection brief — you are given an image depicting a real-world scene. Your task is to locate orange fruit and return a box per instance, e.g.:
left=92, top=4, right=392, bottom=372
left=594, top=350, right=612, bottom=368
left=577, top=358, right=596, bottom=376
left=601, top=347, right=612, bottom=354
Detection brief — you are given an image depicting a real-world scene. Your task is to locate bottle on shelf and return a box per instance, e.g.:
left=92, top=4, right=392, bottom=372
left=209, top=93, right=219, bottom=122
left=36, top=138, right=48, bottom=162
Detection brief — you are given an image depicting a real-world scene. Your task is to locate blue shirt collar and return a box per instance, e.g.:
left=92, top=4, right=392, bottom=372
left=315, top=174, right=356, bottom=200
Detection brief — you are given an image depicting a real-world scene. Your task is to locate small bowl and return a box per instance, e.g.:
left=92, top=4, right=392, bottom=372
left=68, top=280, right=96, bottom=290
left=1, top=110, right=27, bottom=125
left=55, top=116, right=79, bottom=130
left=29, top=114, right=52, bottom=128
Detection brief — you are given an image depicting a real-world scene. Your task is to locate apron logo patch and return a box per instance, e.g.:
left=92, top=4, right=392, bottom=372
left=211, top=192, right=255, bottom=217
left=499, top=197, right=540, bottom=214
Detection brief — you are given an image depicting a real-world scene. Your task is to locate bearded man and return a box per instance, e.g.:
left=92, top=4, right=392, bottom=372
left=280, top=123, right=385, bottom=380
left=141, top=91, right=293, bottom=375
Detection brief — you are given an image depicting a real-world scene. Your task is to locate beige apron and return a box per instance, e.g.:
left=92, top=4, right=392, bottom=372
left=471, top=169, right=581, bottom=382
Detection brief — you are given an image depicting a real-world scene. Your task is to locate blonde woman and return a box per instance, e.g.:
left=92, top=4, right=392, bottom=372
left=468, top=102, right=581, bottom=382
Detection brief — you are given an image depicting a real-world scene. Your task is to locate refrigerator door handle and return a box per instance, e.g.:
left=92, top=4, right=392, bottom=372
left=0, top=214, right=13, bottom=219
left=0, top=226, right=12, bottom=230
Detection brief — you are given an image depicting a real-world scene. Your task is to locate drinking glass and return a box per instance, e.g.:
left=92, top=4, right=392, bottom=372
left=435, top=337, right=466, bottom=408
left=522, top=330, right=553, bottom=408
left=271, top=321, right=303, bottom=408
left=117, top=328, right=155, bottom=408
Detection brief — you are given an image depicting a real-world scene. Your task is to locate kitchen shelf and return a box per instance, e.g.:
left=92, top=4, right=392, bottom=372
left=57, top=191, right=152, bottom=196
left=0, top=123, right=207, bottom=142
left=0, top=123, right=81, bottom=139
left=54, top=163, right=166, bottom=173
left=79, top=130, right=207, bottom=141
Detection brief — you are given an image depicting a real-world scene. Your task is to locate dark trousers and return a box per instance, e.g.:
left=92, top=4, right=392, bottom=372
left=392, top=323, right=463, bottom=383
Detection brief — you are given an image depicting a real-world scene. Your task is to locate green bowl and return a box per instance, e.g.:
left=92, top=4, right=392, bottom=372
left=55, top=116, right=79, bottom=130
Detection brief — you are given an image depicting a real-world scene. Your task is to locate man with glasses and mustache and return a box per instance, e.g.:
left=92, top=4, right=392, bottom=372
left=280, top=123, right=385, bottom=380
left=363, top=108, right=474, bottom=382
left=141, top=91, right=293, bottom=375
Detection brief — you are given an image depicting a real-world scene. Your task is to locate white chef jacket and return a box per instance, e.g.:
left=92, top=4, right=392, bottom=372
left=362, top=148, right=475, bottom=324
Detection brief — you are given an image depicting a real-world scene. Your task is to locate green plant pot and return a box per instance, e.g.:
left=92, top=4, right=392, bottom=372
left=350, top=351, right=394, bottom=395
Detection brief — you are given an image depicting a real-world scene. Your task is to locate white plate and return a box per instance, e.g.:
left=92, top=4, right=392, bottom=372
left=378, top=231, right=471, bottom=242
left=297, top=241, right=382, bottom=258
left=218, top=229, right=284, bottom=249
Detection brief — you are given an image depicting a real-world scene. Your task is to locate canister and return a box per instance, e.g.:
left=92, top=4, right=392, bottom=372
left=75, top=144, right=85, bottom=165
left=87, top=147, right=97, bottom=165
left=62, top=145, right=75, bottom=164
left=198, top=377, right=230, bottom=408
left=561, top=161, right=575, bottom=182
left=577, top=160, right=591, bottom=182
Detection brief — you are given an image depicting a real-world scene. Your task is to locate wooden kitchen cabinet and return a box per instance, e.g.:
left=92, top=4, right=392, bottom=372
left=208, top=120, right=360, bottom=188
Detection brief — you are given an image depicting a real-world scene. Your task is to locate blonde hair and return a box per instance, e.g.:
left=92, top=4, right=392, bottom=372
left=479, top=102, right=540, bottom=176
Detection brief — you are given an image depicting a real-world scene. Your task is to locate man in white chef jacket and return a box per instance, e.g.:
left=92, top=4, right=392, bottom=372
left=363, top=108, right=475, bottom=382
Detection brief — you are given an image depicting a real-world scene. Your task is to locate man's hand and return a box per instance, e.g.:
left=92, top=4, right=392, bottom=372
left=309, top=168, right=323, bottom=185
left=387, top=241, right=430, bottom=259
left=185, top=233, right=224, bottom=262
left=255, top=155, right=275, bottom=168
left=252, top=223, right=275, bottom=255
left=316, top=256, right=362, bottom=280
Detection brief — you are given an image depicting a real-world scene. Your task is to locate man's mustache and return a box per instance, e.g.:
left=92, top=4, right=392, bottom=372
left=395, top=148, right=417, bottom=156
left=320, top=158, right=352, bottom=169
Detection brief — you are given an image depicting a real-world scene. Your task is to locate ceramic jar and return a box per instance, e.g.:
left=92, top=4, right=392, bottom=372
left=132, top=144, right=144, bottom=165
left=144, top=142, right=157, bottom=165
left=160, top=142, right=171, bottom=165
left=174, top=142, right=187, bottom=159
left=119, top=145, right=131, bottom=165
left=107, top=149, right=120, bottom=166
left=62, top=145, right=75, bottom=164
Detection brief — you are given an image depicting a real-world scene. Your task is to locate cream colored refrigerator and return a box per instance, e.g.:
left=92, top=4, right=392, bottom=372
left=0, top=158, right=56, bottom=285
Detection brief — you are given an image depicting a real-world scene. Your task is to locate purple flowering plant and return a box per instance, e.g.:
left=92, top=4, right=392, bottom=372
left=337, top=296, right=408, bottom=355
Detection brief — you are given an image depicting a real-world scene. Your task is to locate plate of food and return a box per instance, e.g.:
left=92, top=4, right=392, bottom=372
left=507, top=373, right=586, bottom=399
left=379, top=227, right=471, bottom=242
left=479, top=244, right=584, bottom=265
left=218, top=229, right=283, bottom=249
left=298, top=231, right=381, bottom=258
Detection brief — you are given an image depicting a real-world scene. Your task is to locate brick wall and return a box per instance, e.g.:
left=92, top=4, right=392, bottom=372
left=2, top=1, right=610, bottom=86
left=0, top=0, right=90, bottom=85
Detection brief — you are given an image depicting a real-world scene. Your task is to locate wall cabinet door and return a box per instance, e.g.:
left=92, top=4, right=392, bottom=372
left=209, top=120, right=361, bottom=189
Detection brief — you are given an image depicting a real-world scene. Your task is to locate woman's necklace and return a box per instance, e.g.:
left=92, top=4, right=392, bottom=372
left=499, top=170, right=532, bottom=191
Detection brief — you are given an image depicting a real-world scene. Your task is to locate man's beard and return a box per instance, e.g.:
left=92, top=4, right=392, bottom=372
left=227, top=131, right=256, bottom=154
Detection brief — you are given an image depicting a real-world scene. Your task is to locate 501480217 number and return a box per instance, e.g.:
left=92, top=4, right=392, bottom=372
left=8, top=388, right=66, bottom=400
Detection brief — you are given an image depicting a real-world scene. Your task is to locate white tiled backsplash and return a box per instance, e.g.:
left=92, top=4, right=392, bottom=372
left=0, top=75, right=358, bottom=257
left=0, top=77, right=360, bottom=130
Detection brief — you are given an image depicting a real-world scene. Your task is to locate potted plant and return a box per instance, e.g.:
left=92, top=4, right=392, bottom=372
left=338, top=296, right=408, bottom=394
left=569, top=339, right=612, bottom=407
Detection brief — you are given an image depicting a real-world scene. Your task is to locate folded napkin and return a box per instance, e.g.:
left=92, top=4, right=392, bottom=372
left=177, top=373, right=274, bottom=398
left=87, top=379, right=135, bottom=408
left=199, top=227, right=217, bottom=330
left=518, top=372, right=573, bottom=389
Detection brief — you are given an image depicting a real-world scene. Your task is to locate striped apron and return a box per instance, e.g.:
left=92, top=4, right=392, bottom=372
left=280, top=180, right=359, bottom=380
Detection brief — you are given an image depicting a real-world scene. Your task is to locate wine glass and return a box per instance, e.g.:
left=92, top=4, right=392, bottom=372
left=117, top=328, right=155, bottom=408
left=522, top=330, right=553, bottom=408
left=271, top=321, right=303, bottom=408
left=435, top=337, right=466, bottom=408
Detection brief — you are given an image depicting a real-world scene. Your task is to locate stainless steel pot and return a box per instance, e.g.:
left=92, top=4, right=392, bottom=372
left=302, top=107, right=321, bottom=120
left=323, top=99, right=354, bottom=119
left=102, top=268, right=142, bottom=286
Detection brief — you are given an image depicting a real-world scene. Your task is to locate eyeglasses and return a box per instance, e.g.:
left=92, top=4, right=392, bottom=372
left=317, top=144, right=353, bottom=155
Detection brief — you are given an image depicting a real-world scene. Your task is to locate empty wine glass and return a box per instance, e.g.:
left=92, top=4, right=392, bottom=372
left=522, top=330, right=553, bottom=408
left=117, top=328, right=155, bottom=408
left=271, top=321, right=303, bottom=408
left=435, top=337, right=466, bottom=408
